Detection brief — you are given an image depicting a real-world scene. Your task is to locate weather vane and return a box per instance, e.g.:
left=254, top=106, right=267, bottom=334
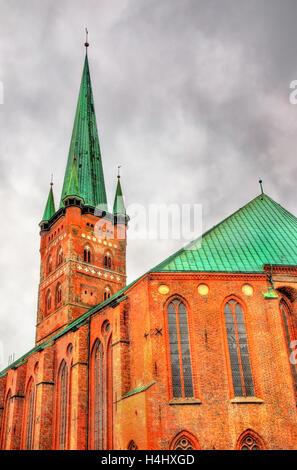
left=117, top=165, right=121, bottom=178
left=259, top=178, right=264, bottom=194
left=50, top=173, right=54, bottom=187
left=85, top=27, right=89, bottom=49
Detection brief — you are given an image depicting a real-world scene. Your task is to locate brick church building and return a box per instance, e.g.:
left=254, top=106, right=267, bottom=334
left=0, top=45, right=297, bottom=451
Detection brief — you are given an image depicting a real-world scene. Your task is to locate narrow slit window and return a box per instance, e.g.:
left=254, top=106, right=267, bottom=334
left=280, top=300, right=297, bottom=395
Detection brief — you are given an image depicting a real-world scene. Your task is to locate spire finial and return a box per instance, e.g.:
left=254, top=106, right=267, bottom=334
left=50, top=173, right=54, bottom=187
left=117, top=165, right=121, bottom=179
left=84, top=27, right=89, bottom=49
left=259, top=178, right=264, bottom=194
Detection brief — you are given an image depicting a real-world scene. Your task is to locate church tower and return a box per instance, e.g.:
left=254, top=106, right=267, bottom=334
left=36, top=47, right=128, bottom=345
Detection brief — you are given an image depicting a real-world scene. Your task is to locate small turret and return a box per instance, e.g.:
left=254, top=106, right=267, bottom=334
left=40, top=182, right=56, bottom=230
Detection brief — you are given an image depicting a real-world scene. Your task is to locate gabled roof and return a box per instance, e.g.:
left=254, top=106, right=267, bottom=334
left=151, top=194, right=297, bottom=273
left=59, top=53, right=107, bottom=210
left=41, top=185, right=55, bottom=222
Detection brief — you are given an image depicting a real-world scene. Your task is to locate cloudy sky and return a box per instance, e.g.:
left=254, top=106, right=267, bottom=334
left=0, top=0, right=296, bottom=368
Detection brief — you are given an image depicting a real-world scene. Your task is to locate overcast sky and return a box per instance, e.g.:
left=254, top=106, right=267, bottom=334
left=0, top=0, right=296, bottom=368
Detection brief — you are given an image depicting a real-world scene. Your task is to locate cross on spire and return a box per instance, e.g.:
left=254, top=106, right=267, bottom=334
left=84, top=27, right=89, bottom=49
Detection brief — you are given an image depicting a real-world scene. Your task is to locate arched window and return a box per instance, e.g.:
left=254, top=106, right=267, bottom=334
left=91, top=333, right=113, bottom=450
left=93, top=341, right=104, bottom=450
left=45, top=290, right=52, bottom=314
left=167, top=299, right=194, bottom=398
left=55, top=283, right=62, bottom=306
left=169, top=431, right=199, bottom=450
left=47, top=255, right=53, bottom=275
left=25, top=379, right=35, bottom=450
left=57, top=247, right=63, bottom=267
left=279, top=299, right=297, bottom=394
left=84, top=246, right=91, bottom=264
left=237, top=430, right=265, bottom=450
left=104, top=252, right=112, bottom=269
left=57, top=361, right=68, bottom=450
left=1, top=391, right=11, bottom=450
left=224, top=299, right=254, bottom=397
left=103, top=287, right=111, bottom=301
left=127, top=440, right=138, bottom=450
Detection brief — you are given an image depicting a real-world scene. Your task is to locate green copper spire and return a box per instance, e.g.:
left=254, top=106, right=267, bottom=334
left=60, top=52, right=108, bottom=210
left=41, top=183, right=56, bottom=222
left=113, top=175, right=126, bottom=215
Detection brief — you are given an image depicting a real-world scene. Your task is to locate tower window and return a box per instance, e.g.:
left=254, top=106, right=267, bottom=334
left=57, top=247, right=63, bottom=267
left=104, top=287, right=111, bottom=301
left=55, top=283, right=62, bottom=306
left=167, top=299, right=194, bottom=398
left=47, top=255, right=53, bottom=275
left=104, top=252, right=112, bottom=269
left=45, top=290, right=52, bottom=314
left=25, top=379, right=36, bottom=450
left=84, top=246, right=91, bottom=264
left=224, top=299, right=254, bottom=397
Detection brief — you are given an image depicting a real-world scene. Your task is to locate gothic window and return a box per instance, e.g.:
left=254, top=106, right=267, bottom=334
left=45, top=289, right=52, bottom=314
left=224, top=299, right=254, bottom=397
left=84, top=246, right=91, bottom=264
left=93, top=341, right=104, bottom=450
left=167, top=299, right=194, bottom=398
left=58, top=360, right=68, bottom=450
left=237, top=430, right=265, bottom=450
left=169, top=431, right=199, bottom=450
left=55, top=283, right=62, bottom=306
left=57, top=247, right=63, bottom=266
left=127, top=440, right=138, bottom=450
left=103, top=287, right=111, bottom=301
left=280, top=299, right=297, bottom=394
left=104, top=252, right=112, bottom=269
left=47, top=255, right=53, bottom=274
left=25, top=379, right=35, bottom=450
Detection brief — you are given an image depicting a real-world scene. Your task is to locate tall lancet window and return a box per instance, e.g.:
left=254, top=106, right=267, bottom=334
left=224, top=299, right=254, bottom=396
left=1, top=391, right=11, bottom=450
left=280, top=299, right=297, bottom=394
left=25, top=379, right=36, bottom=450
left=93, top=340, right=104, bottom=450
left=58, top=360, right=68, bottom=450
left=167, top=299, right=194, bottom=398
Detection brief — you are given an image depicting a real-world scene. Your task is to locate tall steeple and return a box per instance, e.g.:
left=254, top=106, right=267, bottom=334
left=59, top=51, right=107, bottom=210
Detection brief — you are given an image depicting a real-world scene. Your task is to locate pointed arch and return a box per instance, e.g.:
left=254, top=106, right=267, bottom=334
left=91, top=339, right=104, bottom=450
left=223, top=297, right=254, bottom=397
left=56, top=246, right=64, bottom=267
left=45, top=289, right=52, bottom=315
left=165, top=296, right=194, bottom=398
left=104, top=250, right=112, bottom=270
left=169, top=430, right=200, bottom=450
left=24, top=377, right=36, bottom=450
left=279, top=297, right=297, bottom=395
left=236, top=429, right=266, bottom=450
left=55, top=282, right=62, bottom=306
left=103, top=286, right=112, bottom=301
left=47, top=254, right=53, bottom=275
left=83, top=245, right=92, bottom=264
left=56, top=360, right=69, bottom=450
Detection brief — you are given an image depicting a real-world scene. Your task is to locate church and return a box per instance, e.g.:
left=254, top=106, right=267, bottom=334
left=0, top=43, right=297, bottom=451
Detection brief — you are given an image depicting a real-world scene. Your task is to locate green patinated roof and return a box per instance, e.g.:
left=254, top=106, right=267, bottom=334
left=41, top=185, right=55, bottom=222
left=60, top=53, right=107, bottom=210
left=151, top=194, right=297, bottom=273
left=113, top=178, right=126, bottom=215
